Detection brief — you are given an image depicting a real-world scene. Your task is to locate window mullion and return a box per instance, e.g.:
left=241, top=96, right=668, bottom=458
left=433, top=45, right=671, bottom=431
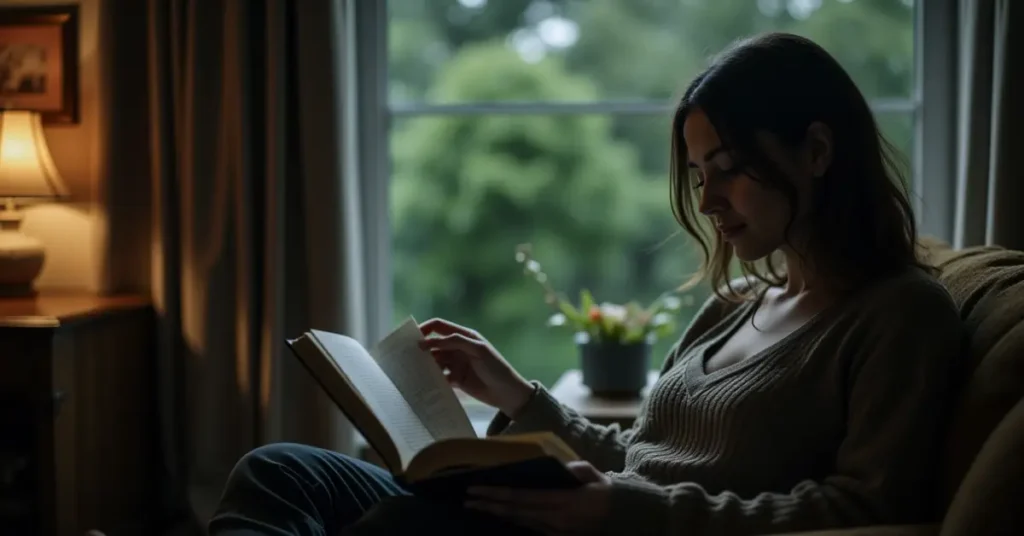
left=389, top=99, right=917, bottom=118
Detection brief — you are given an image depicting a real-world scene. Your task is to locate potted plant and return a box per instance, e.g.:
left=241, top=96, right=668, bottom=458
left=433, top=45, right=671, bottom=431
left=515, top=244, right=689, bottom=398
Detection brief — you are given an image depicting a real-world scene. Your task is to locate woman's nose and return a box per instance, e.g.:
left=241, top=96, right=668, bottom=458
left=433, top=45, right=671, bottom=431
left=698, top=185, right=721, bottom=216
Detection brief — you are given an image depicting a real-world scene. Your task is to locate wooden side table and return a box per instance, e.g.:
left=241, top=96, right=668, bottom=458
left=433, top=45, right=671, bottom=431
left=0, top=292, right=159, bottom=536
left=549, top=369, right=659, bottom=428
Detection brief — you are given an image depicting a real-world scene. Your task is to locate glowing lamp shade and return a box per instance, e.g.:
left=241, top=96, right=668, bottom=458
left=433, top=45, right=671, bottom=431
left=0, top=110, right=69, bottom=297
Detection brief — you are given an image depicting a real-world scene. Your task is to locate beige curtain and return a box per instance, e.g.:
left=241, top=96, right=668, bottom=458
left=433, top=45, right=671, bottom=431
left=953, top=0, right=1024, bottom=250
left=141, top=0, right=364, bottom=530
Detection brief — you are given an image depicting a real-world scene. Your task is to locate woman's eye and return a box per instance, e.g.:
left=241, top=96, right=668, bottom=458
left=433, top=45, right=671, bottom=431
left=708, top=168, right=742, bottom=184
left=692, top=172, right=706, bottom=189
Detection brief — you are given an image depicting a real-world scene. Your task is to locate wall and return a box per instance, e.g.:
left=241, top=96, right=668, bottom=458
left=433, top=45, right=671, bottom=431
left=8, top=0, right=104, bottom=291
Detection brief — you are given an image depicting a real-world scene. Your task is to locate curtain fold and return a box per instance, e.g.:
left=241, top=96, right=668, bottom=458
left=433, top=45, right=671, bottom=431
left=143, top=0, right=362, bottom=530
left=953, top=0, right=1024, bottom=250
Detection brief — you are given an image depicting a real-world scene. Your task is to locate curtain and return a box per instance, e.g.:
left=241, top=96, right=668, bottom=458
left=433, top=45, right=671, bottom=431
left=143, top=0, right=366, bottom=530
left=953, top=0, right=1024, bottom=250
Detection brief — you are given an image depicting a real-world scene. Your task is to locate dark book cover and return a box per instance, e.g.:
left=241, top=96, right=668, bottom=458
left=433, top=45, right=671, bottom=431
left=400, top=457, right=583, bottom=501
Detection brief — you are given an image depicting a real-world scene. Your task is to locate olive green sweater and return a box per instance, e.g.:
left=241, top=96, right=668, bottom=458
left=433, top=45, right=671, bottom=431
left=488, top=268, right=965, bottom=535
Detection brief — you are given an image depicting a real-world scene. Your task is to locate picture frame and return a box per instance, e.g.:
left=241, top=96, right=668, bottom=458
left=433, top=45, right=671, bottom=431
left=0, top=5, right=79, bottom=124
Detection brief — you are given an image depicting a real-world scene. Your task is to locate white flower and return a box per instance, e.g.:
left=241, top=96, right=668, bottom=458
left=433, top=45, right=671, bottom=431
left=526, top=259, right=541, bottom=273
left=547, top=313, right=566, bottom=327
left=536, top=272, right=547, bottom=283
left=662, top=295, right=682, bottom=310
left=652, top=312, right=671, bottom=326
left=599, top=302, right=627, bottom=322
left=515, top=251, right=526, bottom=263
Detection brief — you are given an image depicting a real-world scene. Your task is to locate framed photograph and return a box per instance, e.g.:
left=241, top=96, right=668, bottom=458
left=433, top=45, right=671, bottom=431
left=0, top=5, right=79, bottom=124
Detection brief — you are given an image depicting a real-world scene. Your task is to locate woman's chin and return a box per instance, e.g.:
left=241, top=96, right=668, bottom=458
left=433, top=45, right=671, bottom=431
left=730, top=240, right=775, bottom=263
left=734, top=250, right=763, bottom=262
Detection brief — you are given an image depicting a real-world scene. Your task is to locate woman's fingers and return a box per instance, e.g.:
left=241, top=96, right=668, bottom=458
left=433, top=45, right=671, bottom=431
left=418, top=317, right=480, bottom=340
left=565, top=461, right=605, bottom=483
left=428, top=347, right=474, bottom=384
left=445, top=363, right=469, bottom=386
left=418, top=332, right=484, bottom=355
left=431, top=350, right=466, bottom=378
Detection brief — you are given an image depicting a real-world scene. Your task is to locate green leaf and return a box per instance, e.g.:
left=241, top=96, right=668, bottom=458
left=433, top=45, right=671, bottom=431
left=600, top=313, right=617, bottom=336
left=623, top=325, right=645, bottom=343
left=625, top=300, right=641, bottom=314
left=580, top=288, right=595, bottom=316
left=644, top=292, right=667, bottom=316
left=654, top=321, right=677, bottom=339
left=558, top=300, right=584, bottom=328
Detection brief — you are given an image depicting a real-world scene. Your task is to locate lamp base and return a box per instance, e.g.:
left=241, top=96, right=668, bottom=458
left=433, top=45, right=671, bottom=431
left=0, top=227, right=45, bottom=298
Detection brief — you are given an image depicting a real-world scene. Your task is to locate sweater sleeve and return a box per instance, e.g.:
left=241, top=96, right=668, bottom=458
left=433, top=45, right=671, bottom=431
left=485, top=291, right=732, bottom=472
left=484, top=382, right=641, bottom=472
left=601, top=278, right=966, bottom=536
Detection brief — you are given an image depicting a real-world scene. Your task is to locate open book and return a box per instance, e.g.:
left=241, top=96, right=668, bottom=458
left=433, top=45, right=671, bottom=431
left=286, top=317, right=582, bottom=498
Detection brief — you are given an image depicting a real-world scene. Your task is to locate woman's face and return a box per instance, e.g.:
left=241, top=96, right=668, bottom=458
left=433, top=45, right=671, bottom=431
left=682, top=108, right=819, bottom=262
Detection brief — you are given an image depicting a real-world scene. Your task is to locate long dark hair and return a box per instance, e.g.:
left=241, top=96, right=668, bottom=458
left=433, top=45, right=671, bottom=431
left=671, top=32, right=926, bottom=300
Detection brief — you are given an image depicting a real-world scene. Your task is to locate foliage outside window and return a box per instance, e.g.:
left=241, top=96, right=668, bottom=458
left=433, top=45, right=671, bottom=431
left=388, top=0, right=916, bottom=387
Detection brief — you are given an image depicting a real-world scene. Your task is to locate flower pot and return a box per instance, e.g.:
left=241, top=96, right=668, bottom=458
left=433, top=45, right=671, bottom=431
left=577, top=336, right=651, bottom=399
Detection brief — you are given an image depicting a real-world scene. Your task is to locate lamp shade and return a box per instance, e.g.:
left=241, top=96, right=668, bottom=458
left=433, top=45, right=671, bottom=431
left=0, top=110, right=69, bottom=200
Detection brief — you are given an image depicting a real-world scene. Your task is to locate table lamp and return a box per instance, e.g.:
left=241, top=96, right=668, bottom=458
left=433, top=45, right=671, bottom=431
left=0, top=109, right=69, bottom=297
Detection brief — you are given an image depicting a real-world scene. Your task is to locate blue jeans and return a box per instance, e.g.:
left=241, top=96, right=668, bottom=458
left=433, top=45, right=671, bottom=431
left=208, top=443, right=536, bottom=536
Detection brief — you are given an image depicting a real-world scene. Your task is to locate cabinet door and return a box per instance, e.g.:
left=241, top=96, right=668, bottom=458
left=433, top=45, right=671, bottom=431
left=0, top=327, right=57, bottom=536
left=53, top=330, right=78, bottom=535
left=0, top=393, right=38, bottom=535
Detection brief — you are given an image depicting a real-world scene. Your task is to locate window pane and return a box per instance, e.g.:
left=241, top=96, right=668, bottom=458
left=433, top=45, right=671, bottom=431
left=389, top=113, right=701, bottom=386
left=876, top=111, right=915, bottom=187
left=388, top=0, right=915, bottom=104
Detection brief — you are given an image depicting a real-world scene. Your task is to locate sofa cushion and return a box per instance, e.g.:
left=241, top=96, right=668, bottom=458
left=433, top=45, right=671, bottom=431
left=940, top=396, right=1024, bottom=536
left=927, top=245, right=1024, bottom=505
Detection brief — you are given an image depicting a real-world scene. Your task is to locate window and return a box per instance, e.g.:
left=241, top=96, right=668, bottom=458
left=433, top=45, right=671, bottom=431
left=384, top=0, right=918, bottom=387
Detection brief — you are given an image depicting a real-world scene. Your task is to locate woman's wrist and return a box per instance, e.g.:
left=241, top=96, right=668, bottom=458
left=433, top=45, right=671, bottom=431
left=501, top=379, right=536, bottom=419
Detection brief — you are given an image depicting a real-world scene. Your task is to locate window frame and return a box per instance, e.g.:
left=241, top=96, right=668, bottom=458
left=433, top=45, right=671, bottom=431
left=914, top=0, right=958, bottom=242
left=355, top=0, right=956, bottom=345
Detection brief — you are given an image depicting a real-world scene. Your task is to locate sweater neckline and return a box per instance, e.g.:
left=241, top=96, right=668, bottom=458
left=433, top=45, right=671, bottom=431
left=682, top=294, right=834, bottom=392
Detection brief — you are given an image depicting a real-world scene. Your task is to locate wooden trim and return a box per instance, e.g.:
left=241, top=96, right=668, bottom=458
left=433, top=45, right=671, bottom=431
left=0, top=293, right=150, bottom=328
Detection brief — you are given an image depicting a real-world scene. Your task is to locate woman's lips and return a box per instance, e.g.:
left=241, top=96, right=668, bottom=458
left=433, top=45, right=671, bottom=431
left=717, top=223, right=746, bottom=238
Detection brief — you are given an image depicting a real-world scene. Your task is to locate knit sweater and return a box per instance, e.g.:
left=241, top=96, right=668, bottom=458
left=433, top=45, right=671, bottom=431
left=487, top=267, right=966, bottom=536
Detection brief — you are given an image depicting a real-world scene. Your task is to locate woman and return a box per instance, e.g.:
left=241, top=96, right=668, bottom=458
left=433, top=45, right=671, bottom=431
left=209, top=32, right=965, bottom=536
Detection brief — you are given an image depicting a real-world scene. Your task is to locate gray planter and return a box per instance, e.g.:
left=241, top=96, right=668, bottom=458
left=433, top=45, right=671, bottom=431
left=577, top=335, right=651, bottom=398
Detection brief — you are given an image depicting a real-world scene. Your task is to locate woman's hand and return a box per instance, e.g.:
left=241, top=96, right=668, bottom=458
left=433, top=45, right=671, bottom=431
left=464, top=461, right=613, bottom=535
left=418, top=317, right=535, bottom=417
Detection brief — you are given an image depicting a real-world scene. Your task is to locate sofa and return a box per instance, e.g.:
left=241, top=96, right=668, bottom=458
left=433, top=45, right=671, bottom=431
left=774, top=242, right=1024, bottom=535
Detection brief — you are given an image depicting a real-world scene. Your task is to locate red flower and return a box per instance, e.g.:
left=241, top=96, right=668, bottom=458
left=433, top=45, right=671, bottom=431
left=588, top=305, right=601, bottom=322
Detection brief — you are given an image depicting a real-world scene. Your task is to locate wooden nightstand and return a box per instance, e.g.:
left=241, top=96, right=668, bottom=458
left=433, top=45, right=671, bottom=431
left=549, top=369, right=659, bottom=428
left=0, top=293, right=159, bottom=536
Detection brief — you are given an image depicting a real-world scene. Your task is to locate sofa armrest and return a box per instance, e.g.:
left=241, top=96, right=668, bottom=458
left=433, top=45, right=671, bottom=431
left=762, top=523, right=941, bottom=536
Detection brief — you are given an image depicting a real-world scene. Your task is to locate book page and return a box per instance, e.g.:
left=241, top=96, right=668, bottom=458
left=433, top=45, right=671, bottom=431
left=309, top=330, right=434, bottom=468
left=373, top=317, right=476, bottom=441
